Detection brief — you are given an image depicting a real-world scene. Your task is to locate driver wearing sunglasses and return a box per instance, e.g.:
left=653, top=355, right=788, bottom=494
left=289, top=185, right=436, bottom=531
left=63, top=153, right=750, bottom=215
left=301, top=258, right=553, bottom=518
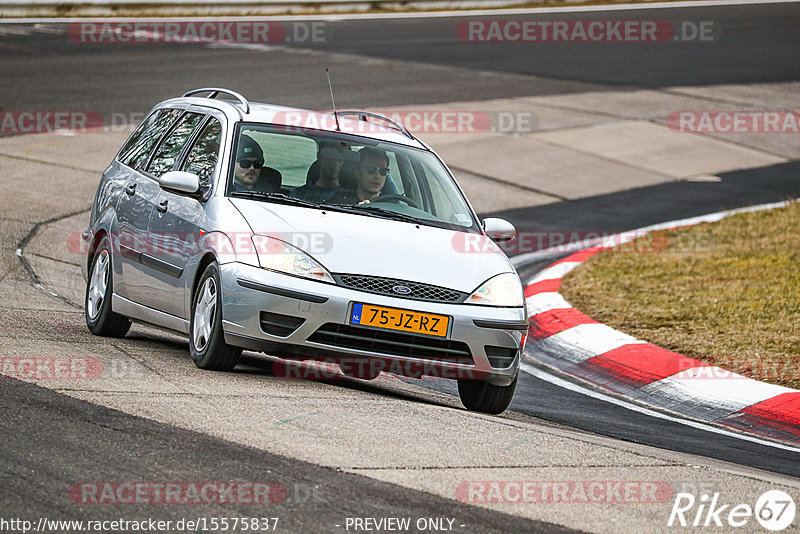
left=232, top=134, right=281, bottom=193
left=328, top=147, right=389, bottom=205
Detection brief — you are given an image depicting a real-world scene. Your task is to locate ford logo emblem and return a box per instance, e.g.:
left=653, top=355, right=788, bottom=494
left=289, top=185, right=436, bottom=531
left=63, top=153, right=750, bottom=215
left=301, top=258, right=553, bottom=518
left=392, top=285, right=412, bottom=295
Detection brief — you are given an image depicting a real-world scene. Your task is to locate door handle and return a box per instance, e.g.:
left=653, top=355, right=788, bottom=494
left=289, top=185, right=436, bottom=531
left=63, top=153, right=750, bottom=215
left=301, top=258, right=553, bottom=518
left=157, top=199, right=169, bottom=213
left=125, top=183, right=137, bottom=196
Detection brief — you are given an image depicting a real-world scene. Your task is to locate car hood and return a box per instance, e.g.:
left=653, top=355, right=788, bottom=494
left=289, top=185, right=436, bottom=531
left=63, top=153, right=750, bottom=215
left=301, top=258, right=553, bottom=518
left=229, top=199, right=516, bottom=293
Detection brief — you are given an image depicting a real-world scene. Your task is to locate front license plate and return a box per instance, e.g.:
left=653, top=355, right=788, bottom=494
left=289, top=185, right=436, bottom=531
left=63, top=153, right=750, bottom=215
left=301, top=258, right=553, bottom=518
left=350, top=303, right=449, bottom=337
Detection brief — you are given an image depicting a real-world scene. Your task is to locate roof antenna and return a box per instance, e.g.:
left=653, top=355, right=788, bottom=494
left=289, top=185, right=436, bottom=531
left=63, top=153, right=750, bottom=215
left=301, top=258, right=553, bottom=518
left=326, top=67, right=341, bottom=132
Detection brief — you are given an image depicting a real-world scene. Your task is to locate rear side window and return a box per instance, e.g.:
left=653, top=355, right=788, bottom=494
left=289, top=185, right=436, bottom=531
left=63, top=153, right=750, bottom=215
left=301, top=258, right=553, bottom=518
left=181, top=118, right=222, bottom=189
left=147, top=112, right=204, bottom=178
left=240, top=130, right=317, bottom=187
left=118, top=108, right=182, bottom=170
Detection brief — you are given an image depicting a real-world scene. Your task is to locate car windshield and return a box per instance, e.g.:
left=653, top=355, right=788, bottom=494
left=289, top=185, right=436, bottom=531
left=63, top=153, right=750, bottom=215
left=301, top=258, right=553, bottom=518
left=227, top=123, right=479, bottom=232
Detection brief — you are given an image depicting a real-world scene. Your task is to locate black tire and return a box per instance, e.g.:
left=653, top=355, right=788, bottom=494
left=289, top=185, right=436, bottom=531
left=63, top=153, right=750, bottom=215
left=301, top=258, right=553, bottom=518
left=85, top=236, right=131, bottom=337
left=189, top=262, right=242, bottom=371
left=457, top=374, right=518, bottom=415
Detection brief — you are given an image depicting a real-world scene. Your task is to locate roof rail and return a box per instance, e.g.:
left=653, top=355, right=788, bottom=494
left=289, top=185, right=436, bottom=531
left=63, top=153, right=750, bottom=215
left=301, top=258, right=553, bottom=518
left=336, top=110, right=415, bottom=140
left=183, top=87, right=250, bottom=114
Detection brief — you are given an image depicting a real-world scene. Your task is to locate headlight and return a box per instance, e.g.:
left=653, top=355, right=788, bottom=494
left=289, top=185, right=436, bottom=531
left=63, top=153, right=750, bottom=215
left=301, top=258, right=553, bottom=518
left=467, top=272, right=524, bottom=307
left=251, top=235, right=334, bottom=284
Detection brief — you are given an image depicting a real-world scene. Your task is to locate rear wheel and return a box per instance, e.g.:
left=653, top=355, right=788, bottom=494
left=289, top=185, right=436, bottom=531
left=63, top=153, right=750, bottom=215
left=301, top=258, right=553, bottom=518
left=85, top=236, right=131, bottom=337
left=458, top=375, right=518, bottom=415
left=190, top=262, right=242, bottom=371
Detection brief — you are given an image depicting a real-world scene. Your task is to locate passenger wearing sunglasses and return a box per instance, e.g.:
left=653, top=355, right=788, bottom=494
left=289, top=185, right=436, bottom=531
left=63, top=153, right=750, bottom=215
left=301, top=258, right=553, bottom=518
left=232, top=134, right=281, bottom=193
left=292, top=141, right=350, bottom=203
left=328, top=147, right=389, bottom=205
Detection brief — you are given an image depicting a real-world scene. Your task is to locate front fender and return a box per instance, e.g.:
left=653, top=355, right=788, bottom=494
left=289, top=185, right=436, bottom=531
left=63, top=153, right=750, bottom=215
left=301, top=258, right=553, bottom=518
left=182, top=230, right=262, bottom=318
left=197, top=230, right=261, bottom=267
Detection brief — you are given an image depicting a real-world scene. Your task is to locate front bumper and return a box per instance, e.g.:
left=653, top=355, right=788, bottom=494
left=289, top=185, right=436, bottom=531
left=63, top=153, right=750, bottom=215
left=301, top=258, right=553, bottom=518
left=219, top=262, right=525, bottom=386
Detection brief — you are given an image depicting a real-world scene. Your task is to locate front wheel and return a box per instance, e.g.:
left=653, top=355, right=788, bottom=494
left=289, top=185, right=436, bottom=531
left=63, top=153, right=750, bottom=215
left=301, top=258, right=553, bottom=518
left=85, top=236, right=131, bottom=337
left=458, top=375, right=517, bottom=415
left=190, top=263, right=242, bottom=371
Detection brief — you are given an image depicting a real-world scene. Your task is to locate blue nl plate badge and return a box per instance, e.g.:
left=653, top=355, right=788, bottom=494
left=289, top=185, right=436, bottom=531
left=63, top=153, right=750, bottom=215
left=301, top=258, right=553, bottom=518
left=351, top=303, right=363, bottom=324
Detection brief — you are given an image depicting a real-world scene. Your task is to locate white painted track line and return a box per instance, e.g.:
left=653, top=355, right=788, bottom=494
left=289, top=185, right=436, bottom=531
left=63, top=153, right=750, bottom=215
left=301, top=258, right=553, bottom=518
left=521, top=362, right=800, bottom=454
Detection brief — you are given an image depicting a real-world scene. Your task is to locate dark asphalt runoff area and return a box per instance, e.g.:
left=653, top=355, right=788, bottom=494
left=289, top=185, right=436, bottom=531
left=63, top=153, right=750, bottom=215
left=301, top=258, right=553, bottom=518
left=2, top=3, right=799, bottom=116
left=295, top=2, right=800, bottom=87
left=1, top=0, right=799, bottom=527
left=0, top=376, right=569, bottom=533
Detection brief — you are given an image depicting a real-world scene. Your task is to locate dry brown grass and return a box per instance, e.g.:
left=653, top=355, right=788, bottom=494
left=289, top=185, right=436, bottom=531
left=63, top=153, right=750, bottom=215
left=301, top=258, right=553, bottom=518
left=560, top=202, right=800, bottom=389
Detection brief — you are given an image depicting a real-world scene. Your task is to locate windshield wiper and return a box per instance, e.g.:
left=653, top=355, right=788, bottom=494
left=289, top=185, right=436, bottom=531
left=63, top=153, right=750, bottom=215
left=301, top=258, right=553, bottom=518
left=330, top=203, right=425, bottom=225
left=231, top=191, right=425, bottom=224
left=230, top=191, right=322, bottom=209
left=230, top=192, right=375, bottom=217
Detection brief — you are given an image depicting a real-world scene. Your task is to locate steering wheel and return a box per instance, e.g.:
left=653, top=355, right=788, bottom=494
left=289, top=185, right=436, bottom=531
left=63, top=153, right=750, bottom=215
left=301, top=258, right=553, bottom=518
left=370, top=194, right=421, bottom=210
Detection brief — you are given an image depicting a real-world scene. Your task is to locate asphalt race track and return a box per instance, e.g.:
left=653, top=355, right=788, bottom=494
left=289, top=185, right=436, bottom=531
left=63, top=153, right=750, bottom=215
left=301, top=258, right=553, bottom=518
left=2, top=3, right=799, bottom=117
left=1, top=2, right=800, bottom=532
left=1, top=377, right=565, bottom=533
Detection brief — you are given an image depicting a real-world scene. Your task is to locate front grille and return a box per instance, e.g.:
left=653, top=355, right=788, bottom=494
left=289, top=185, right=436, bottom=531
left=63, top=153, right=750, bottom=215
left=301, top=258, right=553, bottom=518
left=336, top=274, right=466, bottom=303
left=485, top=345, right=518, bottom=369
left=307, top=323, right=474, bottom=365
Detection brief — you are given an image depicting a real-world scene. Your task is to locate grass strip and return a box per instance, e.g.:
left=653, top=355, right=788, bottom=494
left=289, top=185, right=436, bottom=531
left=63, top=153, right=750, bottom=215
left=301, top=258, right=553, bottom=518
left=560, top=201, right=800, bottom=389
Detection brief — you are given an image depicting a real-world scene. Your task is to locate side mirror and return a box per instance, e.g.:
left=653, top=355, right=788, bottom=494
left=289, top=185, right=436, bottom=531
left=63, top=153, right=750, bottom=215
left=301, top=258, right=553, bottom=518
left=159, top=171, right=200, bottom=195
left=483, top=217, right=516, bottom=242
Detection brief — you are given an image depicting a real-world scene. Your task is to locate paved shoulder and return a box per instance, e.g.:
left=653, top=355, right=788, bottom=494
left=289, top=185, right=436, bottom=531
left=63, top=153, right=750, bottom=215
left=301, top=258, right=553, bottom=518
left=0, top=375, right=570, bottom=533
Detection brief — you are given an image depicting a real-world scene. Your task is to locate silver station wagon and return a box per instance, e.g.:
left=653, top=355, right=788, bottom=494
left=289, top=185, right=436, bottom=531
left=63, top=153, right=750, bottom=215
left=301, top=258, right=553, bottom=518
left=82, top=88, right=527, bottom=414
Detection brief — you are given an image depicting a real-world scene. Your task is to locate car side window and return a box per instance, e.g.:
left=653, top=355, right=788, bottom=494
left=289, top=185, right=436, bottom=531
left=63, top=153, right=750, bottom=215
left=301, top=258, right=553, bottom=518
left=147, top=112, right=204, bottom=178
left=181, top=118, right=222, bottom=190
left=241, top=130, right=317, bottom=188
left=118, top=108, right=182, bottom=170
left=386, top=152, right=404, bottom=194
